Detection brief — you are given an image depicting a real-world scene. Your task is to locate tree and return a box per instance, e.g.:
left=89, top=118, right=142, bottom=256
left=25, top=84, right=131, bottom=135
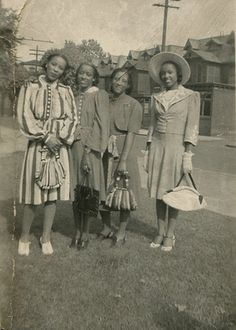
left=0, top=5, right=19, bottom=115
left=77, top=39, right=106, bottom=63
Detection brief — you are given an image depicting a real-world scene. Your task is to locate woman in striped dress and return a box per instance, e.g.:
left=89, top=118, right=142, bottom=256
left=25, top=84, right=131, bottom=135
left=17, top=52, right=77, bottom=256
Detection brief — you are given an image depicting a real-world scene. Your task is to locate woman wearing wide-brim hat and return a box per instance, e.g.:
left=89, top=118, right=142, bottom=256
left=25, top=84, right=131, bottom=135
left=146, top=52, right=200, bottom=251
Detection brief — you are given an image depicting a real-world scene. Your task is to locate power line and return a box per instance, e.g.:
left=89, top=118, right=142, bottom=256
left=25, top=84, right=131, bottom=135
left=17, top=36, right=53, bottom=44
left=153, top=0, right=181, bottom=52
left=17, top=37, right=53, bottom=72
left=29, top=45, right=46, bottom=72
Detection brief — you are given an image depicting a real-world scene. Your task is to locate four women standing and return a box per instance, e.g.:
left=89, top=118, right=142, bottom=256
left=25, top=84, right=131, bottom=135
left=17, top=51, right=200, bottom=255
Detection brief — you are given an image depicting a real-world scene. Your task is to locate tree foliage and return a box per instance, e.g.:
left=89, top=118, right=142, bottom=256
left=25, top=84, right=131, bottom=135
left=42, top=39, right=106, bottom=68
left=0, top=6, right=19, bottom=89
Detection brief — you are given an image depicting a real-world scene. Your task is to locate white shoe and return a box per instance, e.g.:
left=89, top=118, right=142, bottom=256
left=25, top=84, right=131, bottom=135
left=18, top=240, right=30, bottom=256
left=161, top=235, right=176, bottom=252
left=40, top=237, right=53, bottom=255
left=150, top=235, right=164, bottom=249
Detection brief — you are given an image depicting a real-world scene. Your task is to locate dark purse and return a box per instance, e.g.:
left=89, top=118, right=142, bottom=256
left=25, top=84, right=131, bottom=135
left=74, top=173, right=99, bottom=217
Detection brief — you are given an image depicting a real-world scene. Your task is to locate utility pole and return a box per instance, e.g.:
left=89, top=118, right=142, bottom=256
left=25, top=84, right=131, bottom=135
left=29, top=45, right=46, bottom=72
left=17, top=37, right=53, bottom=73
left=153, top=0, right=181, bottom=52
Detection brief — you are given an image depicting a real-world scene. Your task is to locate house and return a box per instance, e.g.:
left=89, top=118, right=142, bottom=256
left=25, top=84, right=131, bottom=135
left=184, top=31, right=235, bottom=135
left=92, top=54, right=127, bottom=91
left=22, top=60, right=42, bottom=74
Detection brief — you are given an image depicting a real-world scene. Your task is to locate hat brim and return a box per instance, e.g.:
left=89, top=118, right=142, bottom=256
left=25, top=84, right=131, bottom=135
left=148, top=52, right=191, bottom=86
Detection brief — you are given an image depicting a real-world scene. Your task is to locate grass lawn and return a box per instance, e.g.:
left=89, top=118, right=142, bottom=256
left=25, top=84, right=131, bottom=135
left=0, top=122, right=235, bottom=329
left=11, top=194, right=236, bottom=330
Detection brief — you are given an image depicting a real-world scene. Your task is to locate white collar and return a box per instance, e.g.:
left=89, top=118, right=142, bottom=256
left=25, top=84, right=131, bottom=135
left=153, top=85, right=193, bottom=110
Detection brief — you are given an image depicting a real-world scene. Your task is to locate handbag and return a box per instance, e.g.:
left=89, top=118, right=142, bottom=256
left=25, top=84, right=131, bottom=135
left=74, top=173, right=99, bottom=217
left=162, top=173, right=207, bottom=211
left=35, top=147, right=65, bottom=190
left=105, top=170, right=137, bottom=211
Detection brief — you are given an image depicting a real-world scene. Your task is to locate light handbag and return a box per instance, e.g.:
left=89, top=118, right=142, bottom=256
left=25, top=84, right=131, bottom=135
left=163, top=173, right=207, bottom=211
left=35, top=147, right=65, bottom=190
left=105, top=170, right=137, bottom=211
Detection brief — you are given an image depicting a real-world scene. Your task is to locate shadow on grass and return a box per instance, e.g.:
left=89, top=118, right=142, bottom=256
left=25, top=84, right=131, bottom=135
left=153, top=305, right=217, bottom=330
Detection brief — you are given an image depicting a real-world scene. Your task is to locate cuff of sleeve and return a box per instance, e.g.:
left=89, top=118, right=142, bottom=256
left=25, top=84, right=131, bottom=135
left=184, top=138, right=197, bottom=146
left=43, top=132, right=51, bottom=144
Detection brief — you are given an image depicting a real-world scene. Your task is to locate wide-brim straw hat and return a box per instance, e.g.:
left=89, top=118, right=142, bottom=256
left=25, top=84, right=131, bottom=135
left=148, top=52, right=191, bottom=86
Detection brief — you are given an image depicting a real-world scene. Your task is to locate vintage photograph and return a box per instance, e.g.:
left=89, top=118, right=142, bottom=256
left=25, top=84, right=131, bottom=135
left=0, top=0, right=235, bottom=329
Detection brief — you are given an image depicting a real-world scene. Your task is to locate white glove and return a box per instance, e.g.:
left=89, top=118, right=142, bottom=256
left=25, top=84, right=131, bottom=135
left=182, top=152, right=193, bottom=174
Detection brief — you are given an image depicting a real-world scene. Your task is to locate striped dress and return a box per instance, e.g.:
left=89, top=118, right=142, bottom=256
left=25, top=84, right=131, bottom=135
left=17, top=75, right=77, bottom=205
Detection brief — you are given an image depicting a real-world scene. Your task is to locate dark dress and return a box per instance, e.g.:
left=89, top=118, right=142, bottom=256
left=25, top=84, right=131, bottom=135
left=104, top=93, right=143, bottom=203
left=71, top=87, right=109, bottom=202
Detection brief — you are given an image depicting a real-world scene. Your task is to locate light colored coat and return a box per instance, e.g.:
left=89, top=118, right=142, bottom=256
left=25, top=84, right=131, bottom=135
left=147, top=85, right=200, bottom=146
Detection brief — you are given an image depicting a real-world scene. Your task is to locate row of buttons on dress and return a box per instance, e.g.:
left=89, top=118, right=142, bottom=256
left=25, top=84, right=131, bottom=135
left=77, top=93, right=84, bottom=126
left=46, top=84, right=51, bottom=120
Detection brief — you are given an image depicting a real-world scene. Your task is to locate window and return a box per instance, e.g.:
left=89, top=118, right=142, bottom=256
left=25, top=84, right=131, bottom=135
left=138, top=72, right=151, bottom=94
left=200, top=92, right=211, bottom=117
left=143, top=100, right=149, bottom=115
left=207, top=65, right=220, bottom=82
left=196, top=63, right=206, bottom=82
left=197, top=64, right=202, bottom=82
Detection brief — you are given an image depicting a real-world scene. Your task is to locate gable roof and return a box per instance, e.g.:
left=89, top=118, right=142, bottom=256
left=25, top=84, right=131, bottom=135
left=184, top=32, right=235, bottom=64
left=128, top=47, right=160, bottom=60
left=184, top=32, right=235, bottom=51
left=191, top=50, right=222, bottom=63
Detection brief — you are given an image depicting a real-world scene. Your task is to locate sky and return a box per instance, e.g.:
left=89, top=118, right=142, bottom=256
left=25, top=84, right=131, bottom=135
left=3, top=0, right=236, bottom=61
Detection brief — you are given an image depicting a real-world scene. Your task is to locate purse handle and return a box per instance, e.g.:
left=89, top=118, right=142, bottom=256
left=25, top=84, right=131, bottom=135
left=176, top=173, right=198, bottom=190
left=80, top=172, right=92, bottom=188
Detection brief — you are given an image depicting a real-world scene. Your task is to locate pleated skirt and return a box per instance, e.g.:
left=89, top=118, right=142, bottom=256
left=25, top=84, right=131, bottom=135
left=147, top=132, right=185, bottom=199
left=19, top=141, right=72, bottom=205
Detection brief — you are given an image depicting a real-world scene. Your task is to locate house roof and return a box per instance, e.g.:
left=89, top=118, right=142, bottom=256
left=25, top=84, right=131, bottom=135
left=184, top=32, right=235, bottom=51
left=184, top=39, right=200, bottom=50
left=128, top=47, right=160, bottom=60
left=206, top=38, right=223, bottom=46
left=164, top=44, right=184, bottom=55
left=116, top=55, right=128, bottom=68
left=122, top=58, right=149, bottom=71
left=192, top=50, right=222, bottom=63
left=184, top=32, right=235, bottom=64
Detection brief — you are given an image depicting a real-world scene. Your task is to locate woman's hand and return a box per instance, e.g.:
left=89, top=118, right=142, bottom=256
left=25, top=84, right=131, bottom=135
left=117, top=160, right=127, bottom=173
left=146, top=141, right=151, bottom=151
left=45, top=135, right=62, bottom=153
left=182, top=152, right=193, bottom=174
left=81, top=151, right=91, bottom=174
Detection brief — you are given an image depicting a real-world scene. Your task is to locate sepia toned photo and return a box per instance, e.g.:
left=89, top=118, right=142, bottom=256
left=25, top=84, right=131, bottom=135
left=0, top=0, right=235, bottom=329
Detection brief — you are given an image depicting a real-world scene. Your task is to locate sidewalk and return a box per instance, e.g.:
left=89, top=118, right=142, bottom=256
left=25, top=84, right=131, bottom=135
left=138, top=128, right=225, bottom=142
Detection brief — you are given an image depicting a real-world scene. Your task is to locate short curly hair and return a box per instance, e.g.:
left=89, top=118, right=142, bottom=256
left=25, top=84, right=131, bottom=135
left=41, top=50, right=70, bottom=77
left=75, top=63, right=99, bottom=86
